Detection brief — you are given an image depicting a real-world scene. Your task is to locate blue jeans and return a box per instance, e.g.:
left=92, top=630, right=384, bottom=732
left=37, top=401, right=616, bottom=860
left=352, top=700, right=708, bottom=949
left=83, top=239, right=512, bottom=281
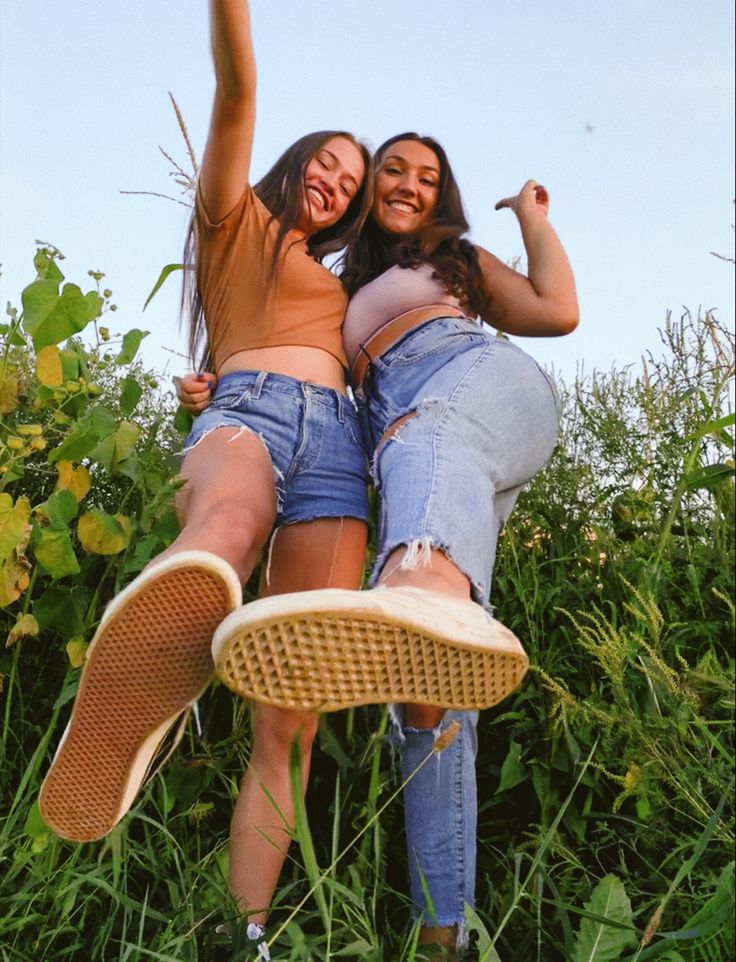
left=356, top=317, right=560, bottom=940
left=183, top=370, right=370, bottom=526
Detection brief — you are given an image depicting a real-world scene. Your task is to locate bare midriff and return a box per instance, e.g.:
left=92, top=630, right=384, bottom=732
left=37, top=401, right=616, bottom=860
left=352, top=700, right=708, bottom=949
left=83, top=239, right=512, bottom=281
left=218, top=345, right=348, bottom=395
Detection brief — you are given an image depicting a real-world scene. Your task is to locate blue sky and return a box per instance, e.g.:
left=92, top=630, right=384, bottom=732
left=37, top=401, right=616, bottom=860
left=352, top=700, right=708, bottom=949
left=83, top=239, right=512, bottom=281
left=1, top=0, right=733, bottom=384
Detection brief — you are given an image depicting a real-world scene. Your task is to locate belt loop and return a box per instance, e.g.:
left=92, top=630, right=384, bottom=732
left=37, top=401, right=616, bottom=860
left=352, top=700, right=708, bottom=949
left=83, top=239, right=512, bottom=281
left=252, top=370, right=267, bottom=399
left=336, top=391, right=347, bottom=424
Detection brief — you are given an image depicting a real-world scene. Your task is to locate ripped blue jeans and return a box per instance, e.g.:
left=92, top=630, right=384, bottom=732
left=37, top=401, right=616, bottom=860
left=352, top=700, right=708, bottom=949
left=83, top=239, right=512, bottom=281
left=356, top=317, right=560, bottom=941
left=391, top=706, right=478, bottom=941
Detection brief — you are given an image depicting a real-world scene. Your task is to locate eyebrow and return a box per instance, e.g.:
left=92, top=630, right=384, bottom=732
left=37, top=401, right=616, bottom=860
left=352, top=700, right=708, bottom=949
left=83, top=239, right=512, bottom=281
left=382, top=153, right=440, bottom=175
left=321, top=149, right=361, bottom=189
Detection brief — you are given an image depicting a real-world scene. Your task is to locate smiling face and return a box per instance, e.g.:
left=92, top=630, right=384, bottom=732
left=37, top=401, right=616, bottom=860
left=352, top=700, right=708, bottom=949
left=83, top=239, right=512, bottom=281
left=297, top=135, right=367, bottom=236
left=372, top=139, right=441, bottom=236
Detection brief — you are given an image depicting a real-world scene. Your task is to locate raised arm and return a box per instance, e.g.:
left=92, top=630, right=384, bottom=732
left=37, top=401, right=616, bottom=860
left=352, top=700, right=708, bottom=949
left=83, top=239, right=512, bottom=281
left=198, top=0, right=257, bottom=221
left=476, top=180, right=579, bottom=337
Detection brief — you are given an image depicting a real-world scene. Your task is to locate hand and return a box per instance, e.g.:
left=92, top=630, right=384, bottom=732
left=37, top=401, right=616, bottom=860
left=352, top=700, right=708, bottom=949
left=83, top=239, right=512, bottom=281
left=173, top=372, right=217, bottom=414
left=494, top=180, right=549, bottom=219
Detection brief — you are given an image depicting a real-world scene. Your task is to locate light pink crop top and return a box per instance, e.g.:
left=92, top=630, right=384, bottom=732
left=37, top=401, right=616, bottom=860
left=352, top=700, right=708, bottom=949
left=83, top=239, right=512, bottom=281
left=342, top=263, right=463, bottom=369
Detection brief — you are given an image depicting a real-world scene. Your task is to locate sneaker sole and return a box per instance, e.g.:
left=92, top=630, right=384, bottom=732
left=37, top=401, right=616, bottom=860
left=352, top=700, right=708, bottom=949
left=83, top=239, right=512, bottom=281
left=39, top=551, right=241, bottom=842
left=213, top=589, right=528, bottom=712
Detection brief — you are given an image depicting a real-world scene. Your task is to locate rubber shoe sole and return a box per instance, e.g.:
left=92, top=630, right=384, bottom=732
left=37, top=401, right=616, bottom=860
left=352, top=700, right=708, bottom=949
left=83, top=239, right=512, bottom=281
left=39, top=551, right=241, bottom=842
left=212, top=586, right=528, bottom=712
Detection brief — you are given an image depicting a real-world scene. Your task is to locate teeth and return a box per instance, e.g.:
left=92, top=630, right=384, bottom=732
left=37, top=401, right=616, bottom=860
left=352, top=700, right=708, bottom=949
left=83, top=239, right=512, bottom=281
left=388, top=201, right=417, bottom=214
left=308, top=187, right=328, bottom=211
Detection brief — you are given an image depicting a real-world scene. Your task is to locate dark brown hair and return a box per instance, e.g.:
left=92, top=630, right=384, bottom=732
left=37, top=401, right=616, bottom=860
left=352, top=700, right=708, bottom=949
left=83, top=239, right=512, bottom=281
left=340, top=133, right=486, bottom=317
left=182, top=130, right=372, bottom=367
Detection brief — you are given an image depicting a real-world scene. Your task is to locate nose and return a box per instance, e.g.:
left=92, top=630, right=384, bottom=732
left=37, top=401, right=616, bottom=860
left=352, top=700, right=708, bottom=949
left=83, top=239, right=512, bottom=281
left=397, top=171, right=419, bottom=196
left=318, top=170, right=337, bottom=196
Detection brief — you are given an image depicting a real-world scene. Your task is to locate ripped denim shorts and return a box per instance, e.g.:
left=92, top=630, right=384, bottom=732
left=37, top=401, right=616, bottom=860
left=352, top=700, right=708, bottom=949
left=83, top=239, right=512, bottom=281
left=355, top=316, right=561, bottom=604
left=183, top=370, right=370, bottom=526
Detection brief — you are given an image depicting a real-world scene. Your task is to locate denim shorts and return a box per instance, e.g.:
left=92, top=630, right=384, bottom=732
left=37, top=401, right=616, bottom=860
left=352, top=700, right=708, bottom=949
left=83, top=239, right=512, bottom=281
left=183, top=370, right=370, bottom=527
left=355, top=316, right=561, bottom=604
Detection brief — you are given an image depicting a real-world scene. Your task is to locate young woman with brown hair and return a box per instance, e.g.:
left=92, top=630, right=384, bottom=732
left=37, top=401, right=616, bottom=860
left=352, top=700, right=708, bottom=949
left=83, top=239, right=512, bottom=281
left=40, top=3, right=371, bottom=957
left=205, top=132, right=578, bottom=958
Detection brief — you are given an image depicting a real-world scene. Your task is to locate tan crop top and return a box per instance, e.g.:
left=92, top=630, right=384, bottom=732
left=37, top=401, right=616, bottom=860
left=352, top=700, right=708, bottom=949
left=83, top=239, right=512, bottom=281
left=195, top=184, right=348, bottom=371
left=342, top=263, right=463, bottom=369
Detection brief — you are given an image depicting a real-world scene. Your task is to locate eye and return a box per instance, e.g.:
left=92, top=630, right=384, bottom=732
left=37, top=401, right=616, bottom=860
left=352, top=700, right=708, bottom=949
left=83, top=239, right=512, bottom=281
left=340, top=184, right=351, bottom=197
left=383, top=166, right=401, bottom=176
left=420, top=178, right=438, bottom=188
left=318, top=158, right=328, bottom=170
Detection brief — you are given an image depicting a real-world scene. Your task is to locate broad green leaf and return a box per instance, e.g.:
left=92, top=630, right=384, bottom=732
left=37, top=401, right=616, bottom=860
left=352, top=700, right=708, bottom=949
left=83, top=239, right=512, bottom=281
left=496, top=741, right=526, bottom=793
left=22, top=279, right=102, bottom=349
left=0, top=556, right=31, bottom=606
left=0, top=494, right=31, bottom=561
left=573, top=874, right=636, bottom=962
left=115, top=328, right=149, bottom=365
left=48, top=405, right=118, bottom=463
left=34, top=528, right=81, bottom=578
left=143, top=263, right=184, bottom=311
left=89, top=420, right=140, bottom=472
left=6, top=613, right=40, bottom=647
left=0, top=372, right=19, bottom=414
left=173, top=404, right=193, bottom=434
left=33, top=585, right=87, bottom=638
left=119, top=375, right=143, bottom=415
left=41, top=489, right=80, bottom=529
left=59, top=347, right=81, bottom=382
left=77, top=510, right=132, bottom=555
left=55, top=460, right=92, bottom=503
left=35, top=344, right=64, bottom=386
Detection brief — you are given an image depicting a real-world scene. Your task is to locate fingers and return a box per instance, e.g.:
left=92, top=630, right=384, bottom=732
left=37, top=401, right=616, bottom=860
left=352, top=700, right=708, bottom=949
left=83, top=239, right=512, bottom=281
left=173, top=371, right=216, bottom=413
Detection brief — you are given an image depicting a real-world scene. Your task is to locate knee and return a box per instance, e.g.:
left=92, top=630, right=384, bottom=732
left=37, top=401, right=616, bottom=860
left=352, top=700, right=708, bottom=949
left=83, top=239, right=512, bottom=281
left=253, top=705, right=319, bottom=762
left=189, top=498, right=274, bottom=553
left=404, top=703, right=446, bottom=728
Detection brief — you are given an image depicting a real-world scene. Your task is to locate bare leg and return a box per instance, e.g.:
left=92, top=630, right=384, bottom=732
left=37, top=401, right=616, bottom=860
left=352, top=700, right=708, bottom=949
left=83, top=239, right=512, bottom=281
left=156, top=426, right=278, bottom=582
left=229, top=517, right=367, bottom=923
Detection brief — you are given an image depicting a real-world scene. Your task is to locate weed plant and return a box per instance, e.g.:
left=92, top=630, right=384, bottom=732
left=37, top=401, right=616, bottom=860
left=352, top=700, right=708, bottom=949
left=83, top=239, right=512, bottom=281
left=0, top=251, right=733, bottom=961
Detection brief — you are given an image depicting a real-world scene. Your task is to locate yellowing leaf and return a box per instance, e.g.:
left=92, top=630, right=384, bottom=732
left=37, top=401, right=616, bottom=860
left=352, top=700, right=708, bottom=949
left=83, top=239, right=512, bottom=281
left=0, top=494, right=32, bottom=562
left=0, top=373, right=19, bottom=415
left=35, top=345, right=64, bottom=387
left=66, top=637, right=89, bottom=668
left=77, top=510, right=132, bottom=555
left=34, top=529, right=81, bottom=578
left=55, top=461, right=92, bottom=503
left=0, top=556, right=31, bottom=607
left=6, top=613, right=40, bottom=647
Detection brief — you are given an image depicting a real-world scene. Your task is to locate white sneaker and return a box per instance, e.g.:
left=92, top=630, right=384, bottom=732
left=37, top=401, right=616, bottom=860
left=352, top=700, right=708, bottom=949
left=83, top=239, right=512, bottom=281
left=212, top=586, right=528, bottom=712
left=39, top=550, right=241, bottom=842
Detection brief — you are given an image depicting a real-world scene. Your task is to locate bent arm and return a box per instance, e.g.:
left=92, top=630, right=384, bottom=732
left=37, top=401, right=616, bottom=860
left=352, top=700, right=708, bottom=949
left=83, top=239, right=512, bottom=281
left=477, top=180, right=579, bottom=337
left=199, top=0, right=257, bottom=221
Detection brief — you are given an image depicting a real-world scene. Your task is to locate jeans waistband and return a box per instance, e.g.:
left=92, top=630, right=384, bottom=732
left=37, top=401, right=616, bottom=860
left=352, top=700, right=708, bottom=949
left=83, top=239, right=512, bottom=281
left=215, top=370, right=356, bottom=419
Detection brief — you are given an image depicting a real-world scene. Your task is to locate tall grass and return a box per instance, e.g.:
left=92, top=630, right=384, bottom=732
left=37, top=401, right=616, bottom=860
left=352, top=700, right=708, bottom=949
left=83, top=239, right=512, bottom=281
left=1, top=303, right=733, bottom=961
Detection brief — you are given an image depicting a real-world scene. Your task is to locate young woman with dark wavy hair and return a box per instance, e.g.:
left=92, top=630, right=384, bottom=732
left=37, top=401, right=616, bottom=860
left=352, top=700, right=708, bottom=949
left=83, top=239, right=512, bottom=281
left=208, top=131, right=578, bottom=957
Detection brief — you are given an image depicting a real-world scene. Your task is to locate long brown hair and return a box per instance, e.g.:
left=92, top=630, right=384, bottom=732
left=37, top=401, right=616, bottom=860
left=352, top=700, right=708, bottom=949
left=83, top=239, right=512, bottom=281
left=182, top=130, right=372, bottom=367
left=340, top=133, right=486, bottom=316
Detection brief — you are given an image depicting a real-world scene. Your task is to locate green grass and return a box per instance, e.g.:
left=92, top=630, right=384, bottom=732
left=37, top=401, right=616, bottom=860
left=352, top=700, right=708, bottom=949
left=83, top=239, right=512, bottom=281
left=1, top=308, right=733, bottom=961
